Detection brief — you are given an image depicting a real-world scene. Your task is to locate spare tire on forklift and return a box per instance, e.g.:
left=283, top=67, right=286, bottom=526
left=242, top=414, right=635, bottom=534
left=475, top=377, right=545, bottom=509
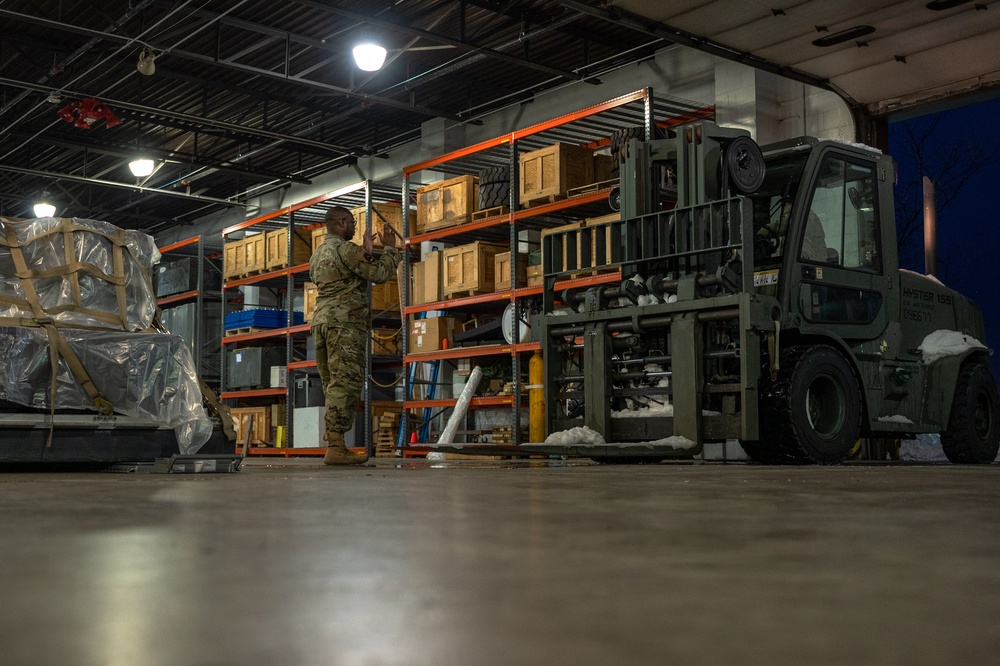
left=941, top=361, right=1000, bottom=464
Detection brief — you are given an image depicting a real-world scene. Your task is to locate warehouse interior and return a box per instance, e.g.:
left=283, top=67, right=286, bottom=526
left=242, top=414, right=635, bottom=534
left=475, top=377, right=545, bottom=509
left=2, top=1, right=1000, bottom=663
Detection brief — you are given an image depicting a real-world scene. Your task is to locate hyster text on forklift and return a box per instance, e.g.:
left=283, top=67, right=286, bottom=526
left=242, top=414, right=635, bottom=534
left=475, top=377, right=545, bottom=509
left=537, top=122, right=1000, bottom=464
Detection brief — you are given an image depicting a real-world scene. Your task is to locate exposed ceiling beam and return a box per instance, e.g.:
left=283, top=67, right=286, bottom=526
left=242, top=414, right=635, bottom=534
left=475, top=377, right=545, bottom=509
left=299, top=0, right=593, bottom=84
left=7, top=128, right=312, bottom=184
left=0, top=8, right=465, bottom=123
left=0, top=163, right=246, bottom=207
left=0, top=76, right=355, bottom=156
left=559, top=0, right=858, bottom=107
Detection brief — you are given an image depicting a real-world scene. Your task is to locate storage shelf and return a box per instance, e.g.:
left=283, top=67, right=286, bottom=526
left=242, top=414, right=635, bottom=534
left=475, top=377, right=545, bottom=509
left=156, top=289, right=199, bottom=307
left=221, top=388, right=287, bottom=399
left=404, top=290, right=512, bottom=316
left=405, top=396, right=517, bottom=409
left=238, top=447, right=368, bottom=457
left=221, top=327, right=290, bottom=345
left=288, top=360, right=316, bottom=370
left=404, top=343, right=513, bottom=363
left=223, top=264, right=309, bottom=289
left=157, top=236, right=201, bottom=254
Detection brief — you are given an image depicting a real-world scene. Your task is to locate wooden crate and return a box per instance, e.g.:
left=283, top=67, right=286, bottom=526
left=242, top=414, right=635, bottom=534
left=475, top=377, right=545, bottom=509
left=242, top=233, right=267, bottom=275
left=540, top=221, right=583, bottom=273
left=519, top=143, right=594, bottom=206
left=371, top=328, right=399, bottom=356
left=494, top=251, right=528, bottom=292
left=265, top=227, right=312, bottom=271
left=303, top=282, right=318, bottom=322
left=443, top=241, right=506, bottom=296
left=415, top=174, right=478, bottom=232
left=231, top=406, right=273, bottom=446
left=585, top=213, right=621, bottom=267
left=350, top=203, right=403, bottom=248
left=223, top=238, right=245, bottom=280
left=371, top=277, right=399, bottom=314
left=412, top=251, right=443, bottom=305
left=594, top=153, right=615, bottom=183
left=527, top=264, right=543, bottom=287
left=311, top=227, right=327, bottom=254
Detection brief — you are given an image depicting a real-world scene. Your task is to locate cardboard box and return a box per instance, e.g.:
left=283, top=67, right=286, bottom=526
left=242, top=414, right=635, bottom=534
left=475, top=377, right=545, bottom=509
left=415, top=174, right=479, bottom=232
left=494, top=251, right=528, bottom=292
left=412, top=251, right=443, bottom=305
left=527, top=265, right=543, bottom=287
left=443, top=241, right=506, bottom=296
left=519, top=142, right=594, bottom=205
left=270, top=365, right=287, bottom=388
left=303, top=282, right=318, bottom=322
left=223, top=238, right=245, bottom=280
left=371, top=278, right=399, bottom=314
left=265, top=227, right=312, bottom=271
left=409, top=316, right=459, bottom=354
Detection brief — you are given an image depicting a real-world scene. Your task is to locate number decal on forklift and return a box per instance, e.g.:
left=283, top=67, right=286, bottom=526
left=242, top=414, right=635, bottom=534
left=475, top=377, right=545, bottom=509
left=753, top=269, right=779, bottom=287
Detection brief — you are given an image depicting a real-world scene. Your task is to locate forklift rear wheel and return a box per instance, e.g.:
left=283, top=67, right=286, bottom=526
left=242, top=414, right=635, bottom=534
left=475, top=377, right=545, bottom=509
left=941, top=362, right=1000, bottom=464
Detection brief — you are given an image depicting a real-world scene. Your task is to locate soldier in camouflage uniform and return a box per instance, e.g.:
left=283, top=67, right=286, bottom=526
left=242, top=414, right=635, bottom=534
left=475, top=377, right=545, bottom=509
left=310, top=206, right=401, bottom=464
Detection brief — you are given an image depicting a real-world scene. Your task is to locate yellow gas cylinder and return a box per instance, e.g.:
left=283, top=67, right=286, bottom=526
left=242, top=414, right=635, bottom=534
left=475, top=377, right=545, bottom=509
left=529, top=349, right=545, bottom=443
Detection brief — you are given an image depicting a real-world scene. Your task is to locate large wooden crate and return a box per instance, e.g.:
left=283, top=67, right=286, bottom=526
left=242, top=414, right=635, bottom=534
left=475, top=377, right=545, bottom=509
left=415, top=174, right=478, bottom=232
left=303, top=282, right=318, bottom=322
left=519, top=143, right=594, bottom=206
left=223, top=238, right=245, bottom=280
left=242, top=233, right=267, bottom=275
left=231, top=406, right=274, bottom=446
left=265, top=227, right=312, bottom=271
left=494, top=251, right=528, bottom=292
left=443, top=241, right=506, bottom=296
left=585, top=213, right=621, bottom=267
left=412, top=251, right=443, bottom=305
left=350, top=203, right=403, bottom=248
left=311, top=227, right=327, bottom=254
left=594, top=154, right=615, bottom=183
left=371, top=277, right=399, bottom=314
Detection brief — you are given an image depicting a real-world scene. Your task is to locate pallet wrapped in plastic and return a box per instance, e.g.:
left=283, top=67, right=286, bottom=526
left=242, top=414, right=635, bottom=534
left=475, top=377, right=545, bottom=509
left=0, top=217, right=214, bottom=453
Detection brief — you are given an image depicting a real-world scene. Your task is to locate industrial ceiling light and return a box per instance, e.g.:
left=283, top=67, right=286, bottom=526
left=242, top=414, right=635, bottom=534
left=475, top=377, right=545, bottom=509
left=33, top=192, right=56, bottom=218
left=129, top=157, right=155, bottom=178
left=353, top=43, right=387, bottom=71
left=137, top=49, right=156, bottom=76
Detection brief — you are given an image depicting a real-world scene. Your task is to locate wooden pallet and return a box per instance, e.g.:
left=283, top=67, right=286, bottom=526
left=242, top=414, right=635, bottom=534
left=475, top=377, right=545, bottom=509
left=566, top=178, right=620, bottom=198
left=471, top=205, right=510, bottom=221
left=443, top=287, right=493, bottom=298
left=224, top=326, right=273, bottom=337
left=520, top=193, right=566, bottom=209
left=374, top=413, right=399, bottom=457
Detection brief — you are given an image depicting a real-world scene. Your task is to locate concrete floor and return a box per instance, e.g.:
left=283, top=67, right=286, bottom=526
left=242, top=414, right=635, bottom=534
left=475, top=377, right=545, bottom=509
left=1, top=459, right=999, bottom=665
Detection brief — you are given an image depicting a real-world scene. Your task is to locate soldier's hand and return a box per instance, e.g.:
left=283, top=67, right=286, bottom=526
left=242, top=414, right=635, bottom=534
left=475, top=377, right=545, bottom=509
left=379, top=227, right=398, bottom=248
left=363, top=228, right=374, bottom=254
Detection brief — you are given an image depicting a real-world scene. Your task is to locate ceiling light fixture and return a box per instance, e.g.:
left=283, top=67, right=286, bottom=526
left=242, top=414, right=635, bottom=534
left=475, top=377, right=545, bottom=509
left=129, top=158, right=155, bottom=178
left=353, top=43, right=388, bottom=71
left=137, top=49, right=156, bottom=76
left=33, top=192, right=56, bottom=218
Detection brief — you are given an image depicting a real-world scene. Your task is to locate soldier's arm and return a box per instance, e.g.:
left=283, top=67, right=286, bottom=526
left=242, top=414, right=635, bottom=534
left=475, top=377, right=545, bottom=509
left=338, top=244, right=402, bottom=284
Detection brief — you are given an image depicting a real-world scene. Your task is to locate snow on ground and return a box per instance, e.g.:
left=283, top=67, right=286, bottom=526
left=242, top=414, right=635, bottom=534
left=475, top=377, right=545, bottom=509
left=612, top=403, right=673, bottom=417
left=544, top=426, right=607, bottom=446
left=918, top=330, right=987, bottom=365
left=647, top=435, right=697, bottom=450
left=878, top=415, right=914, bottom=424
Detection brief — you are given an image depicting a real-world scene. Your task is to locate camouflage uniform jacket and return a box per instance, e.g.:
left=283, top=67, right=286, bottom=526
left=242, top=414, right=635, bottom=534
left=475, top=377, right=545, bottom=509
left=309, top=233, right=401, bottom=329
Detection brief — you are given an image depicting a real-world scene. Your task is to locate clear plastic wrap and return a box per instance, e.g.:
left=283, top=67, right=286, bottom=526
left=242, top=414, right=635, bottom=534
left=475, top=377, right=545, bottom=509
left=0, top=217, right=211, bottom=453
left=0, top=326, right=212, bottom=453
left=0, top=217, right=159, bottom=331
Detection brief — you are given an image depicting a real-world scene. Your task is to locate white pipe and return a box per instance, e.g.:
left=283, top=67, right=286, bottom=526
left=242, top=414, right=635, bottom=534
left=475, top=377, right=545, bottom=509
left=437, top=366, right=482, bottom=445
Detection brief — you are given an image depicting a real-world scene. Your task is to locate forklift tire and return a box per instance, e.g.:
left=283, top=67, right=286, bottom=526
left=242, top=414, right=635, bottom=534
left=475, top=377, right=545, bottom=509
left=941, top=362, right=1000, bottom=464
left=761, top=345, right=862, bottom=464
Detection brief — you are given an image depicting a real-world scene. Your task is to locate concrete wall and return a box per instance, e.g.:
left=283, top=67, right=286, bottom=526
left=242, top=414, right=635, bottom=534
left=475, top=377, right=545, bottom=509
left=155, top=46, right=855, bottom=245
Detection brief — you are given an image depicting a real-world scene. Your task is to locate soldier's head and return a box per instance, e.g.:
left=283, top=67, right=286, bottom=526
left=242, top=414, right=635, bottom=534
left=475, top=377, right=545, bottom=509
left=325, top=206, right=355, bottom=241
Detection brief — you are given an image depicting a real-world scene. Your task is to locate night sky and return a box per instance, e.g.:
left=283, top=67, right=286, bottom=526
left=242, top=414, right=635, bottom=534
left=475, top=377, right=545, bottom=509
left=889, top=96, right=1000, bottom=380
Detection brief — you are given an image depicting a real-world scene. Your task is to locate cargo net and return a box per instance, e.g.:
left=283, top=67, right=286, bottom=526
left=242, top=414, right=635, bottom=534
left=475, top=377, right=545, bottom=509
left=0, top=217, right=215, bottom=453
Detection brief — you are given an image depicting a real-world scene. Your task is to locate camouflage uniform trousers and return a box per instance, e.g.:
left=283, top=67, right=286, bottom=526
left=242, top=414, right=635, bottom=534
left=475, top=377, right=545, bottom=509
left=312, top=323, right=367, bottom=435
